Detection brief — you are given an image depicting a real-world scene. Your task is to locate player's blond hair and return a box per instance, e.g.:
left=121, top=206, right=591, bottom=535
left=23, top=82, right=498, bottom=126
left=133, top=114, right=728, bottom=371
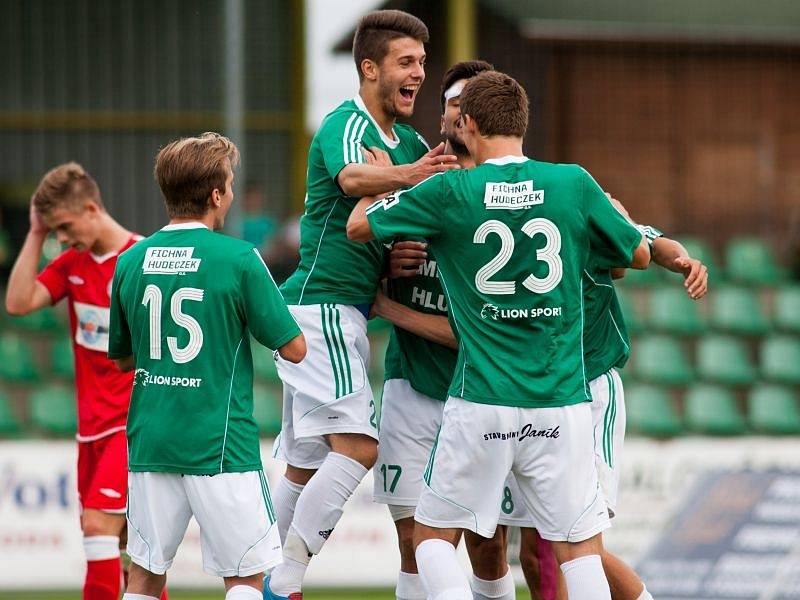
left=154, top=132, right=240, bottom=218
left=32, top=162, right=103, bottom=216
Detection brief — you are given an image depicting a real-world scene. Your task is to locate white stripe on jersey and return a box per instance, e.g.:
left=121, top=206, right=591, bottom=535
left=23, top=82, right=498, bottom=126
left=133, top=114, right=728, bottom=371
left=342, top=113, right=359, bottom=164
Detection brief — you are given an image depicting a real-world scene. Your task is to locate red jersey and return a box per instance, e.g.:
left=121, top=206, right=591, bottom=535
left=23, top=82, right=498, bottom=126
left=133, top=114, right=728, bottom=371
left=37, top=236, right=141, bottom=441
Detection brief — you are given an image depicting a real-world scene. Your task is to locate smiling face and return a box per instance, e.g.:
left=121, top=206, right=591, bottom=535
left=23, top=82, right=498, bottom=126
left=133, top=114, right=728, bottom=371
left=375, top=36, right=426, bottom=120
left=440, top=78, right=469, bottom=156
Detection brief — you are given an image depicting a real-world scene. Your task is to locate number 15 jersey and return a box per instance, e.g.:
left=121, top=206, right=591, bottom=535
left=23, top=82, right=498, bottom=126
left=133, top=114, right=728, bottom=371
left=108, top=223, right=301, bottom=475
left=366, top=156, right=642, bottom=409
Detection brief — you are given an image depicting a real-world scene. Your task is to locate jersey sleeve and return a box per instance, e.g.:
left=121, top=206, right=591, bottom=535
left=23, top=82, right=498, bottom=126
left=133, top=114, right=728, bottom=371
left=107, top=264, right=132, bottom=359
left=318, top=110, right=370, bottom=180
left=241, top=248, right=302, bottom=350
left=366, top=173, right=445, bottom=243
left=580, top=168, right=643, bottom=269
left=36, top=249, right=72, bottom=304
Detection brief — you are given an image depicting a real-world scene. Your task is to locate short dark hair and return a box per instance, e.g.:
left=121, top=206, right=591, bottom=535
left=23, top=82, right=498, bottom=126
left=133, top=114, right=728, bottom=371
left=154, top=132, right=239, bottom=219
left=33, top=162, right=103, bottom=216
left=439, top=60, right=494, bottom=112
left=460, top=71, right=529, bottom=138
left=353, top=10, right=429, bottom=82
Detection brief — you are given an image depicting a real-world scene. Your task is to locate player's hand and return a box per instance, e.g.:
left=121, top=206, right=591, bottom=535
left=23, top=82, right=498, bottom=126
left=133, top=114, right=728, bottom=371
left=370, top=289, right=388, bottom=319
left=363, top=146, right=393, bottom=168
left=403, top=142, right=459, bottom=186
left=389, top=241, right=427, bottom=278
left=674, top=256, right=708, bottom=300
left=29, top=199, right=48, bottom=235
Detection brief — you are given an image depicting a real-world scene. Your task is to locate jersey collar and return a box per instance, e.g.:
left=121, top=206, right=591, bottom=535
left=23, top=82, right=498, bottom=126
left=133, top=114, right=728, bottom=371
left=484, top=155, right=530, bottom=166
left=161, top=222, right=209, bottom=231
left=354, top=94, right=400, bottom=149
left=90, top=235, right=138, bottom=263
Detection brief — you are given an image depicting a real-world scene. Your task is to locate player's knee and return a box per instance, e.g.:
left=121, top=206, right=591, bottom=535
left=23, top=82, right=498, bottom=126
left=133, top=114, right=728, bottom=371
left=467, top=535, right=508, bottom=580
left=551, top=533, right=604, bottom=565
left=330, top=434, right=378, bottom=469
left=81, top=509, right=124, bottom=537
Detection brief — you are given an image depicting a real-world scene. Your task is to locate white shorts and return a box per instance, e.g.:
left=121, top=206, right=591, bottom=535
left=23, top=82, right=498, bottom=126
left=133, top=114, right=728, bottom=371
left=415, top=397, right=609, bottom=542
left=273, top=304, right=378, bottom=469
left=126, top=470, right=281, bottom=578
left=373, top=379, right=445, bottom=506
left=497, top=368, right=627, bottom=527
left=589, top=368, right=625, bottom=516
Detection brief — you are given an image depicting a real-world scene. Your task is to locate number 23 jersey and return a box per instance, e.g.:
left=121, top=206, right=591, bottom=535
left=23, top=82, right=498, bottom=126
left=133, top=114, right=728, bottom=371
left=366, top=156, right=642, bottom=408
left=108, top=223, right=300, bottom=474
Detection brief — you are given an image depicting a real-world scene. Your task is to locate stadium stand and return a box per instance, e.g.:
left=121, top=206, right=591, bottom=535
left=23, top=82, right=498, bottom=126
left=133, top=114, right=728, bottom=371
left=625, top=383, right=682, bottom=437
left=684, top=384, right=747, bottom=435
left=696, top=334, right=757, bottom=386
left=29, top=383, right=77, bottom=436
left=747, top=384, right=800, bottom=435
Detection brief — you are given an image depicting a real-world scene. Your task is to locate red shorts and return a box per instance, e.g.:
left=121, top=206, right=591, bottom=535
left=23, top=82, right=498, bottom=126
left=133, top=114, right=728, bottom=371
left=77, top=430, right=128, bottom=513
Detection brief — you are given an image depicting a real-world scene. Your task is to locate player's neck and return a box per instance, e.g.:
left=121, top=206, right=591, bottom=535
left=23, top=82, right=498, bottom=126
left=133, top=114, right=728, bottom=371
left=169, top=214, right=216, bottom=230
left=444, top=141, right=475, bottom=169
left=358, top=89, right=396, bottom=139
left=90, top=214, right=131, bottom=256
left=472, top=137, right=524, bottom=166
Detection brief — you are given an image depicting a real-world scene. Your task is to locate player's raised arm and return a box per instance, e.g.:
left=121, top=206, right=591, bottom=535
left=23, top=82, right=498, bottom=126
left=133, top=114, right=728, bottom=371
left=337, top=142, right=458, bottom=197
left=5, top=201, right=55, bottom=315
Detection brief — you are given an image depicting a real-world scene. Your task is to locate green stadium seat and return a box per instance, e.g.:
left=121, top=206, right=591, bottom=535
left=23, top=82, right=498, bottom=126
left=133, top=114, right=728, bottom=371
left=685, top=384, right=747, bottom=435
left=709, top=286, right=769, bottom=335
left=725, top=237, right=783, bottom=285
left=0, top=390, right=22, bottom=436
left=5, top=307, right=61, bottom=333
left=747, top=384, right=800, bottom=434
left=760, top=336, right=800, bottom=384
left=252, top=339, right=281, bottom=383
left=624, top=383, right=682, bottom=437
left=252, top=384, right=283, bottom=437
left=696, top=334, right=757, bottom=385
left=774, top=286, right=800, bottom=333
left=50, top=337, right=75, bottom=379
left=0, top=333, right=39, bottom=382
left=631, top=335, right=693, bottom=385
left=615, top=287, right=645, bottom=334
left=647, top=286, right=705, bottom=334
left=29, top=384, right=77, bottom=436
left=617, top=266, right=661, bottom=287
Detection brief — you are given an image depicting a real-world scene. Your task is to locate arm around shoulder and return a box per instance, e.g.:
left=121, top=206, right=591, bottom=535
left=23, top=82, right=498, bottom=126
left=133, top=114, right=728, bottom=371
left=630, top=236, right=651, bottom=269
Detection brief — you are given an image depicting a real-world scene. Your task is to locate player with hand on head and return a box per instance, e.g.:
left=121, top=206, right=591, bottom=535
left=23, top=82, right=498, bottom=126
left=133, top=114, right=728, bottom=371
left=266, top=10, right=458, bottom=600
left=4, top=163, right=170, bottom=600
left=108, top=132, right=305, bottom=600
left=348, top=70, right=650, bottom=600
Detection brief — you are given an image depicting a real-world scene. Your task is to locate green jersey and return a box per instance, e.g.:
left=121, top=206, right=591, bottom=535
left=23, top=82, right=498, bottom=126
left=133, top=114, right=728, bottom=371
left=582, top=224, right=663, bottom=381
left=367, top=156, right=643, bottom=408
left=383, top=248, right=457, bottom=401
left=281, top=95, right=429, bottom=306
left=108, top=223, right=301, bottom=474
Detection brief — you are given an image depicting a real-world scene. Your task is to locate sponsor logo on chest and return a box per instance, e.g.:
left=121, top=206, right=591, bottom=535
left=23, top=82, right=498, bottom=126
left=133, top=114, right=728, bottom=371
left=142, top=247, right=201, bottom=275
left=73, top=301, right=110, bottom=353
left=480, top=303, right=562, bottom=321
left=483, top=180, right=544, bottom=210
left=134, top=368, right=202, bottom=389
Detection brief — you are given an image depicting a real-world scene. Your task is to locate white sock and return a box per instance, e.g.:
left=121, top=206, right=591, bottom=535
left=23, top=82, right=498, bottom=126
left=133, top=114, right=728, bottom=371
left=273, top=475, right=305, bottom=543
left=416, top=538, right=472, bottom=600
left=225, top=584, right=262, bottom=600
left=267, top=525, right=312, bottom=596
left=637, top=585, right=654, bottom=600
left=291, top=452, right=367, bottom=554
left=471, top=568, right=515, bottom=599
left=122, top=595, right=158, bottom=600
left=83, top=535, right=121, bottom=560
left=560, top=555, right=611, bottom=600
left=397, top=570, right=426, bottom=599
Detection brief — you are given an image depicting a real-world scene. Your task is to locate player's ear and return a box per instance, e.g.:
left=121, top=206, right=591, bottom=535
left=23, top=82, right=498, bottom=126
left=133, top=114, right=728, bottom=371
left=440, top=115, right=445, bottom=136
left=361, top=59, right=379, bottom=82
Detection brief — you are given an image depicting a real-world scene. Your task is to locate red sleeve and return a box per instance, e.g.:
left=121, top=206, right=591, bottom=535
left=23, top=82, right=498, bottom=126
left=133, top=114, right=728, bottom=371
left=36, top=250, right=74, bottom=304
